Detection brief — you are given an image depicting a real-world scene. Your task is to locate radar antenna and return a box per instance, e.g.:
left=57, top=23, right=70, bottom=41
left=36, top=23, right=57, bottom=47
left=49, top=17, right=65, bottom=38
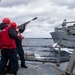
left=62, top=19, right=67, bottom=27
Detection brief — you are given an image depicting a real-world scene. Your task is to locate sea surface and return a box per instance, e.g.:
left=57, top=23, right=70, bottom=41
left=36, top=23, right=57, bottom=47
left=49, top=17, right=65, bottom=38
left=22, top=38, right=72, bottom=62
left=22, top=38, right=53, bottom=46
left=22, top=38, right=53, bottom=51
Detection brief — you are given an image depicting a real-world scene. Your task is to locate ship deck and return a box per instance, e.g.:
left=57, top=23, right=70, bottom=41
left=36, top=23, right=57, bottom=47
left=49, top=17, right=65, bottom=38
left=5, top=61, right=75, bottom=75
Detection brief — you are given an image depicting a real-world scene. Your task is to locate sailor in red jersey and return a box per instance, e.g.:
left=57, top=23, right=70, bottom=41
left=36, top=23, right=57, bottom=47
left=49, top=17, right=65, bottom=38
left=0, top=18, right=19, bottom=75
left=11, top=22, right=28, bottom=68
left=2, top=22, right=26, bottom=74
left=11, top=22, right=23, bottom=40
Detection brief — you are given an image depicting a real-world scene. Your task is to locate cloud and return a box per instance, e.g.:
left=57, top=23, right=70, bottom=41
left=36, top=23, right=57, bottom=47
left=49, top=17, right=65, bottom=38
left=51, top=0, right=75, bottom=9
left=0, top=0, right=75, bottom=38
left=0, top=0, right=34, bottom=7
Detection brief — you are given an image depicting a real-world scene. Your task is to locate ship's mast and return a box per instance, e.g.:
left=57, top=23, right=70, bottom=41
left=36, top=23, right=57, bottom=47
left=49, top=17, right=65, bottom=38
left=62, top=19, right=67, bottom=27
left=62, top=19, right=75, bottom=27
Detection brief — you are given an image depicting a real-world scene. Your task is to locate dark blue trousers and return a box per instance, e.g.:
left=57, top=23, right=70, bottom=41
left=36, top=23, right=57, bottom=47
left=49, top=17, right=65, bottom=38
left=17, top=45, right=25, bottom=66
left=0, top=49, right=18, bottom=73
left=6, top=44, right=25, bottom=70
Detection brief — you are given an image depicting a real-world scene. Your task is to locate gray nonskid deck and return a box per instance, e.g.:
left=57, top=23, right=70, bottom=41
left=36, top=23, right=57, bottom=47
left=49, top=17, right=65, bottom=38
left=5, top=61, right=75, bottom=75
left=18, top=62, right=59, bottom=75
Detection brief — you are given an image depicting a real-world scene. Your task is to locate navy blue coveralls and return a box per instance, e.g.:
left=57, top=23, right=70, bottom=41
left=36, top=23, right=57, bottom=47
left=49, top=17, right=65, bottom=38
left=16, top=24, right=26, bottom=67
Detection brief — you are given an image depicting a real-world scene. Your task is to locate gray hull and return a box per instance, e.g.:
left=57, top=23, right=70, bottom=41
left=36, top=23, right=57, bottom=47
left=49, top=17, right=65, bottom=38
left=51, top=31, right=75, bottom=48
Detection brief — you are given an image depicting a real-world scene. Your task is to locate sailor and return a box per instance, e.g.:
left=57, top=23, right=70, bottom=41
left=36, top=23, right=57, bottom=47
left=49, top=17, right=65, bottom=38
left=4, top=22, right=27, bottom=74
left=11, top=22, right=27, bottom=68
left=0, top=18, right=19, bottom=75
left=11, top=22, right=23, bottom=40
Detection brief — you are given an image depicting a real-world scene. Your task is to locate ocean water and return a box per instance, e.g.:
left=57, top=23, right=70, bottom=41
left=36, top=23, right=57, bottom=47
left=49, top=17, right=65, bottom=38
left=22, top=38, right=72, bottom=62
left=22, top=38, right=53, bottom=47
left=22, top=38, right=53, bottom=51
left=22, top=38, right=53, bottom=59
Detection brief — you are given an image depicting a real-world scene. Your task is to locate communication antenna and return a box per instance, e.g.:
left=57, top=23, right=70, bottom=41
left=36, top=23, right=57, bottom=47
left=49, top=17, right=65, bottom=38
left=62, top=19, right=67, bottom=27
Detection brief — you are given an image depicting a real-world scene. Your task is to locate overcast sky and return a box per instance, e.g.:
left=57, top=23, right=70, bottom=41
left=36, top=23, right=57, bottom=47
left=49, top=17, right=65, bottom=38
left=0, top=0, right=75, bottom=38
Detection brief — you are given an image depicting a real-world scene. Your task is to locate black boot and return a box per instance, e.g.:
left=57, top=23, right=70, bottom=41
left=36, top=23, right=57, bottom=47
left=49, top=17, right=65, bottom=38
left=21, top=65, right=28, bottom=68
left=2, top=68, right=10, bottom=74
left=65, top=72, right=71, bottom=75
left=13, top=72, right=17, bottom=75
left=0, top=72, right=2, bottom=75
left=8, top=71, right=17, bottom=75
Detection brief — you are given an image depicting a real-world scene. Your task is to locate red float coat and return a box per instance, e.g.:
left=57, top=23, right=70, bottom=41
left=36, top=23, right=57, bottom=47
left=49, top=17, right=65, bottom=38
left=0, top=26, right=16, bottom=49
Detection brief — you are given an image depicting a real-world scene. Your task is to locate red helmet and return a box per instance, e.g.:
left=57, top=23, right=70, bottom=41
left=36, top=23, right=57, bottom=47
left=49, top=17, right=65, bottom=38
left=10, top=22, right=17, bottom=29
left=2, top=17, right=10, bottom=24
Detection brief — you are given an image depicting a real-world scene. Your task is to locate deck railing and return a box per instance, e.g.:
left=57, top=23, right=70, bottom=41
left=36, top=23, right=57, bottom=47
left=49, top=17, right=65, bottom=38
left=22, top=38, right=71, bottom=63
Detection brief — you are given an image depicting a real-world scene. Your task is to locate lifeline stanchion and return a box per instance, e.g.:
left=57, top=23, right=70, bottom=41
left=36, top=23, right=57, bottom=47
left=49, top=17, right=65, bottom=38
left=56, top=37, right=61, bottom=66
left=42, top=42, right=58, bottom=64
left=64, top=47, right=75, bottom=75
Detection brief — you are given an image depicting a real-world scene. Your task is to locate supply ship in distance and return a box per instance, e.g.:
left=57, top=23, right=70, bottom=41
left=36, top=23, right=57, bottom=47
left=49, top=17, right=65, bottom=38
left=50, top=19, right=75, bottom=75
left=50, top=19, right=75, bottom=48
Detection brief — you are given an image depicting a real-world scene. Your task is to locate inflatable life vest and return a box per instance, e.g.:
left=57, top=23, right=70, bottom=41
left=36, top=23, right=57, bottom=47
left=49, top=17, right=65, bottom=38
left=0, top=26, right=16, bottom=49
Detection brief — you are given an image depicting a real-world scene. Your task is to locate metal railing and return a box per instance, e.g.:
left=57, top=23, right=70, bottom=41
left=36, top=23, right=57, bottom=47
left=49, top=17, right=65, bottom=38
left=22, top=38, right=71, bottom=63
